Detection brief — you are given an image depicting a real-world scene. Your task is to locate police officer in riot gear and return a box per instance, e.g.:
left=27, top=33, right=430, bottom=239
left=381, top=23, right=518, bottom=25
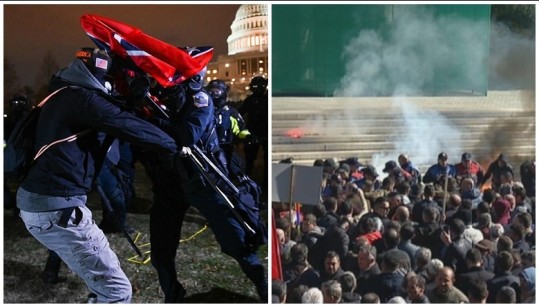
left=239, top=76, right=268, bottom=181
left=4, top=95, right=31, bottom=140
left=207, top=79, right=250, bottom=176
left=4, top=95, right=32, bottom=209
left=142, top=68, right=267, bottom=303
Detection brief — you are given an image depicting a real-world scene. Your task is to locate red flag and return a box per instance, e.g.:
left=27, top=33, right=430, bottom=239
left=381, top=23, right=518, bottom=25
left=271, top=211, right=283, bottom=281
left=80, top=14, right=213, bottom=87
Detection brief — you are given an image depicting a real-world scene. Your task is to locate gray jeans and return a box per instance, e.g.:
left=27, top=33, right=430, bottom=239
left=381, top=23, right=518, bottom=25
left=18, top=193, right=132, bottom=303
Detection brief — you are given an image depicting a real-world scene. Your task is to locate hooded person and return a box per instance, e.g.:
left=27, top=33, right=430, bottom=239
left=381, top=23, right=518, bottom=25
left=492, top=199, right=512, bottom=226
left=17, top=47, right=180, bottom=303
left=56, top=47, right=113, bottom=94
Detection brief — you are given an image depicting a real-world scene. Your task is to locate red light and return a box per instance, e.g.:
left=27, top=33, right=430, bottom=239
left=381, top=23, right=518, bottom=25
left=286, top=128, right=304, bottom=139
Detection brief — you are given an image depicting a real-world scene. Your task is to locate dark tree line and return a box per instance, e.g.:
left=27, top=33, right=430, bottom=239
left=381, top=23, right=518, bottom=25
left=4, top=50, right=59, bottom=108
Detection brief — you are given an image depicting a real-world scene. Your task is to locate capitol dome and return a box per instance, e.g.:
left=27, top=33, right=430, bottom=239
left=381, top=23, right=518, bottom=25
left=227, top=4, right=268, bottom=55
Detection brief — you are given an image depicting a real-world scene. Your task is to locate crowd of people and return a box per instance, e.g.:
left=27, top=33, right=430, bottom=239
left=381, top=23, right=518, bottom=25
left=272, top=152, right=535, bottom=303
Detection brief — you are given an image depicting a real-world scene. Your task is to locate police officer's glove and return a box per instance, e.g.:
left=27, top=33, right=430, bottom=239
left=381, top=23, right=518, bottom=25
left=244, top=134, right=254, bottom=144
left=157, top=151, right=189, bottom=182
left=179, top=147, right=191, bottom=157
left=160, top=148, right=190, bottom=172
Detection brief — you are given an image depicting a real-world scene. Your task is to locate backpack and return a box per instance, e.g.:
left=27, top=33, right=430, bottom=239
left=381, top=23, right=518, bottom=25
left=4, top=87, right=90, bottom=182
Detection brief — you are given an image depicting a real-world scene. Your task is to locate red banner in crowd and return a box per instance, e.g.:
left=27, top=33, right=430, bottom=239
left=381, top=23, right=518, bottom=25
left=80, top=14, right=213, bottom=87
left=271, top=210, right=283, bottom=281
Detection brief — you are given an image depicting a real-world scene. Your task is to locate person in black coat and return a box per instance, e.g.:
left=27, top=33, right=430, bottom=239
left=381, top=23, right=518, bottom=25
left=283, top=243, right=321, bottom=293
left=441, top=218, right=473, bottom=274
left=413, top=206, right=444, bottom=259
left=339, top=271, right=362, bottom=303
left=359, top=249, right=405, bottom=303
left=398, top=223, right=421, bottom=269
left=319, top=251, right=346, bottom=283
left=353, top=243, right=382, bottom=293
left=309, top=216, right=350, bottom=271
left=17, top=48, right=179, bottom=303
left=480, top=153, right=514, bottom=192
left=318, top=197, right=340, bottom=229
left=238, top=76, right=268, bottom=177
left=486, top=250, right=521, bottom=303
left=455, top=248, right=495, bottom=295
left=507, top=223, right=531, bottom=253
left=411, top=184, right=441, bottom=226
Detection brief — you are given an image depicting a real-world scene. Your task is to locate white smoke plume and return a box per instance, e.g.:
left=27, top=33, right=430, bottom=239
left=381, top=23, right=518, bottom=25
left=328, top=6, right=526, bottom=171
left=334, top=6, right=490, bottom=97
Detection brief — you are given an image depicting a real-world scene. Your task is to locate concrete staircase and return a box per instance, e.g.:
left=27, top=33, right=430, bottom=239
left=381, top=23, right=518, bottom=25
left=272, top=90, right=536, bottom=180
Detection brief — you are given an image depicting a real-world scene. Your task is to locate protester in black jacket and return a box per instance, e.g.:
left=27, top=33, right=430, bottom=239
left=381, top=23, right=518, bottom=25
left=17, top=48, right=178, bottom=303
left=441, top=218, right=473, bottom=274
left=309, top=216, right=350, bottom=271
left=359, top=250, right=405, bottom=303
left=486, top=251, right=521, bottom=303
left=455, top=248, right=495, bottom=295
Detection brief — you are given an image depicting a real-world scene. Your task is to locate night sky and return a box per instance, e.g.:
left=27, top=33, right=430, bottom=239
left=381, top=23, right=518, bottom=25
left=4, top=4, right=241, bottom=86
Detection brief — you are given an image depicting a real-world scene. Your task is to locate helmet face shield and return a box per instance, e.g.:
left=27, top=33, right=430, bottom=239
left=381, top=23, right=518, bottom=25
left=249, top=76, right=268, bottom=94
left=187, top=66, right=207, bottom=91
left=208, top=88, right=224, bottom=100
left=206, top=79, right=228, bottom=108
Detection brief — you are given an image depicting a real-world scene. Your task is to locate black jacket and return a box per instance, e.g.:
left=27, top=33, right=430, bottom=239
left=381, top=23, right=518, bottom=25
left=354, top=263, right=381, bottom=293
left=486, top=271, right=521, bottom=303
left=238, top=92, right=267, bottom=138
left=359, top=272, right=404, bottom=303
left=308, top=224, right=350, bottom=271
left=455, top=266, right=495, bottom=295
left=20, top=59, right=177, bottom=205
left=341, top=291, right=362, bottom=303
left=414, top=222, right=444, bottom=259
left=442, top=236, right=473, bottom=274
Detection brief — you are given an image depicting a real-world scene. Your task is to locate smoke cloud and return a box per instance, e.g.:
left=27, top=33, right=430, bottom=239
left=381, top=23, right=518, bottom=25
left=334, top=6, right=490, bottom=97
left=325, top=6, right=534, bottom=171
left=489, top=22, right=535, bottom=90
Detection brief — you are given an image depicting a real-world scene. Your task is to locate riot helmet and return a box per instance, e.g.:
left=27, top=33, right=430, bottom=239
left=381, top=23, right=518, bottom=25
left=75, top=47, right=112, bottom=90
left=187, top=66, right=207, bottom=92
left=206, top=79, right=228, bottom=108
left=151, top=82, right=187, bottom=119
left=9, top=95, right=30, bottom=113
left=249, top=76, right=267, bottom=95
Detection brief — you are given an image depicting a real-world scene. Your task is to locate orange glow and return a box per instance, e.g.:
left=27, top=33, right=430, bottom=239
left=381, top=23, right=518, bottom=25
left=481, top=181, right=492, bottom=192
left=286, top=128, right=304, bottom=139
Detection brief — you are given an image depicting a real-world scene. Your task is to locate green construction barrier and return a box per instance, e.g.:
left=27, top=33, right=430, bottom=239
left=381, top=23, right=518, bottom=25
left=272, top=4, right=491, bottom=97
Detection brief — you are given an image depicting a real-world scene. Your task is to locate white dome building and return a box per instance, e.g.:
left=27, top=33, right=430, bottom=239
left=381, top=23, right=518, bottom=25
left=227, top=4, right=268, bottom=55
left=206, top=4, right=268, bottom=101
